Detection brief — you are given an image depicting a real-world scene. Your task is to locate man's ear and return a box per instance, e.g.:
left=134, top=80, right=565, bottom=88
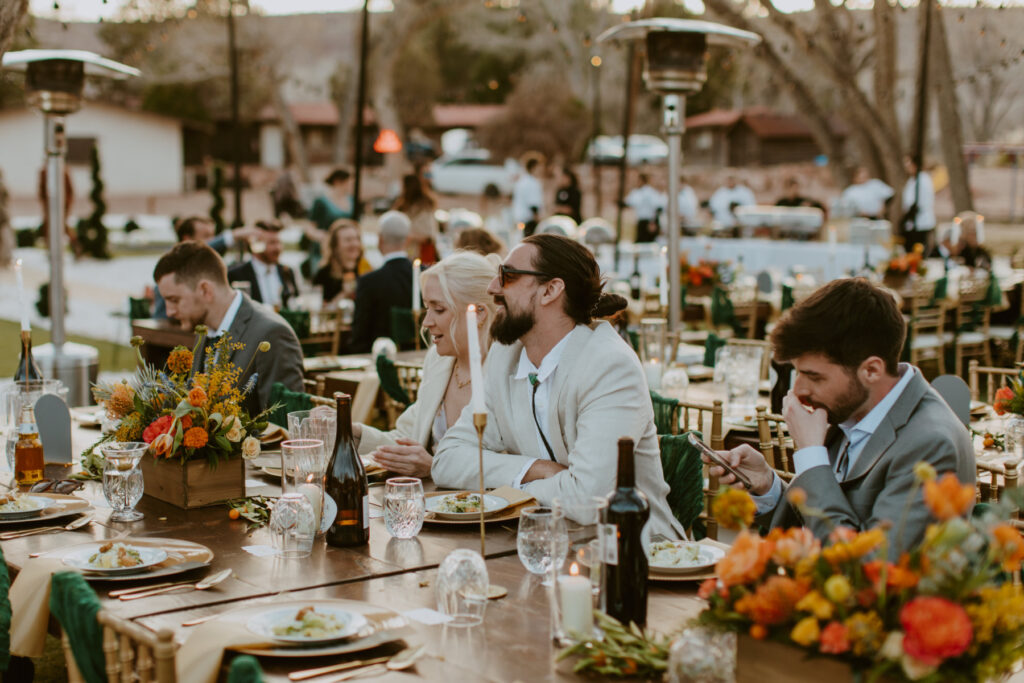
left=196, top=279, right=214, bottom=301
left=858, top=356, right=888, bottom=384
left=539, top=278, right=565, bottom=306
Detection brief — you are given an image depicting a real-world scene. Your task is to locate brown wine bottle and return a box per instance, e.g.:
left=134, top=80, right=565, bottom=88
left=14, top=402, right=44, bottom=486
left=601, top=437, right=650, bottom=627
left=325, top=392, right=369, bottom=547
left=14, top=331, right=42, bottom=382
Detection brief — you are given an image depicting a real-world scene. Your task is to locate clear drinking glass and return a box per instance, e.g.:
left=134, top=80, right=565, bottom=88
left=550, top=498, right=606, bottom=644
left=3, top=380, right=66, bottom=471
left=269, top=492, right=316, bottom=559
left=281, top=439, right=326, bottom=532
left=287, top=409, right=336, bottom=455
left=517, top=506, right=569, bottom=583
left=718, top=346, right=762, bottom=419
left=436, top=548, right=489, bottom=627
left=101, top=442, right=147, bottom=522
left=667, top=627, right=737, bottom=683
left=383, top=477, right=425, bottom=539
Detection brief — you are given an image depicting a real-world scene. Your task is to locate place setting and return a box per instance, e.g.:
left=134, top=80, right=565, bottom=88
left=422, top=486, right=536, bottom=526
left=33, top=536, right=218, bottom=583
left=0, top=488, right=93, bottom=537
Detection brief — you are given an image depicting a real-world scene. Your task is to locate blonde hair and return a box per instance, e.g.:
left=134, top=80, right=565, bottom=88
left=420, top=250, right=501, bottom=355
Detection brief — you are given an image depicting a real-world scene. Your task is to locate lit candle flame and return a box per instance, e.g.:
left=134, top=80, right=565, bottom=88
left=569, top=562, right=580, bottom=577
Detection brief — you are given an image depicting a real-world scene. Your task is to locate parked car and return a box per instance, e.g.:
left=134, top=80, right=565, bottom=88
left=586, top=134, right=669, bottom=166
left=425, top=150, right=518, bottom=196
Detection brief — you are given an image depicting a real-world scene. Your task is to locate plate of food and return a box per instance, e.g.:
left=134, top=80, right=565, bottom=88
left=425, top=492, right=509, bottom=520
left=0, top=494, right=51, bottom=520
left=247, top=605, right=368, bottom=645
left=647, top=540, right=725, bottom=575
left=62, top=541, right=168, bottom=575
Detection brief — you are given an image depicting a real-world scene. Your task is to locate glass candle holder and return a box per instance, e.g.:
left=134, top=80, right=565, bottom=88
left=667, top=627, right=737, bottom=683
left=436, top=549, right=489, bottom=627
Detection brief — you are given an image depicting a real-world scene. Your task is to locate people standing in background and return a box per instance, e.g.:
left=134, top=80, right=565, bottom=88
left=900, top=156, right=936, bottom=254
left=394, top=173, right=439, bottom=264
left=227, top=220, right=299, bottom=310
left=303, top=168, right=354, bottom=278
left=625, top=172, right=665, bottom=243
left=676, top=175, right=699, bottom=229
left=839, top=167, right=894, bottom=219
left=775, top=177, right=825, bottom=212
left=313, top=219, right=372, bottom=306
left=939, top=211, right=991, bottom=271
left=512, top=155, right=545, bottom=237
left=270, top=167, right=305, bottom=220
left=553, top=166, right=582, bottom=224
left=708, top=174, right=756, bottom=229
left=455, top=228, right=506, bottom=258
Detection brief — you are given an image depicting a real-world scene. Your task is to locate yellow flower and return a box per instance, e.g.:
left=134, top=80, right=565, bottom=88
left=711, top=488, right=756, bottom=530
left=913, top=461, right=936, bottom=482
left=965, top=584, right=1024, bottom=648
left=107, top=382, right=135, bottom=418
left=844, top=611, right=885, bottom=657
left=242, top=435, right=261, bottom=459
left=791, top=616, right=820, bottom=647
left=824, top=575, right=853, bottom=604
left=258, top=341, right=271, bottom=352
left=114, top=414, right=143, bottom=442
left=796, top=590, right=834, bottom=620
left=822, top=528, right=886, bottom=565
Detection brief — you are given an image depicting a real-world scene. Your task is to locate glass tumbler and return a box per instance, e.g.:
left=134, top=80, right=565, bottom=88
left=667, top=627, right=737, bottom=683
left=269, top=492, right=316, bottom=559
left=436, top=548, right=489, bottom=627
left=383, top=477, right=425, bottom=539
left=101, top=441, right=148, bottom=522
left=281, top=439, right=326, bottom=530
left=517, top=506, right=569, bottom=584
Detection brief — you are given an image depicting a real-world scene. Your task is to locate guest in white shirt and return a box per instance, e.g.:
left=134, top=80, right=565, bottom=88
left=354, top=251, right=500, bottom=477
left=677, top=175, right=700, bottom=229
left=227, top=220, right=299, bottom=310
left=625, top=173, right=666, bottom=243
left=433, top=234, right=685, bottom=538
left=512, top=156, right=545, bottom=237
left=900, top=156, right=936, bottom=254
left=708, top=174, right=756, bottom=229
left=838, top=167, right=894, bottom=219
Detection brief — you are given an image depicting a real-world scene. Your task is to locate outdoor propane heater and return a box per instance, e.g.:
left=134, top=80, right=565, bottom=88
left=598, top=20, right=759, bottom=330
left=1, top=50, right=139, bottom=405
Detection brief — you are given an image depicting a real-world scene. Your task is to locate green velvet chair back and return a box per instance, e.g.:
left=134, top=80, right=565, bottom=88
left=703, top=332, right=727, bottom=368
left=228, top=655, right=265, bottom=682
left=650, top=390, right=680, bottom=435
left=659, top=432, right=706, bottom=539
left=278, top=309, right=311, bottom=339
left=710, top=286, right=735, bottom=329
left=626, top=329, right=641, bottom=355
left=389, top=307, right=418, bottom=348
left=267, top=382, right=314, bottom=427
left=0, top=545, right=9, bottom=672
left=376, top=354, right=411, bottom=405
left=49, top=572, right=104, bottom=683
left=128, top=297, right=151, bottom=320
left=780, top=284, right=795, bottom=312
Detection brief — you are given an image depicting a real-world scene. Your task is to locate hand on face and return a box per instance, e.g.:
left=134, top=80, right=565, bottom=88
left=699, top=443, right=775, bottom=496
left=782, top=390, right=830, bottom=450
left=371, top=438, right=432, bottom=478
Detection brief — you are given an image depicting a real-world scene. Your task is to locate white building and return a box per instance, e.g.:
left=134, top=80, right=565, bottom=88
left=0, top=101, right=184, bottom=197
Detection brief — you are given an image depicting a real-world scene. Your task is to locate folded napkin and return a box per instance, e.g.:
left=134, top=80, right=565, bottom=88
left=489, top=486, right=536, bottom=509
left=9, top=557, right=65, bottom=657
left=177, top=620, right=273, bottom=683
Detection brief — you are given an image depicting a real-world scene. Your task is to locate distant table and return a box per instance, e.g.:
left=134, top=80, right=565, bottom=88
left=130, top=319, right=196, bottom=367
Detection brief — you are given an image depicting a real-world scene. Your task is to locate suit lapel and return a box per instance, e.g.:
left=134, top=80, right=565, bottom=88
left=843, top=372, right=927, bottom=482
left=418, top=354, right=452, bottom=433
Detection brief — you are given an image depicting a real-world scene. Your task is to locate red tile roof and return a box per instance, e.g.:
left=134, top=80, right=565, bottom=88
left=685, top=107, right=828, bottom=139
left=431, top=104, right=505, bottom=128
left=259, top=103, right=506, bottom=129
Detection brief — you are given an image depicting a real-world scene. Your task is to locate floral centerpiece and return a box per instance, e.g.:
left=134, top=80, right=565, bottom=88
left=992, top=371, right=1024, bottom=461
left=697, top=469, right=1024, bottom=682
left=84, top=328, right=276, bottom=507
left=884, top=243, right=928, bottom=281
left=679, top=257, right=733, bottom=295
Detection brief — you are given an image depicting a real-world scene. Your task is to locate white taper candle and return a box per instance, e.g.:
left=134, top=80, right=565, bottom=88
left=466, top=304, right=486, bottom=414
left=412, top=259, right=421, bottom=312
left=14, top=259, right=29, bottom=332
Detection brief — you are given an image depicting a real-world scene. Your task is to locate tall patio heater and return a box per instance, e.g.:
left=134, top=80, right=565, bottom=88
left=1, top=50, right=139, bottom=405
left=597, top=20, right=759, bottom=330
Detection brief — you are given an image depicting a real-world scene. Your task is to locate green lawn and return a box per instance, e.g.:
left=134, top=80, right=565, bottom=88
left=0, top=319, right=135, bottom=377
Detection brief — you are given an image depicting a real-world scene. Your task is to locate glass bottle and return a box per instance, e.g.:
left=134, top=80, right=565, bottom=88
left=14, top=331, right=42, bottom=382
left=601, top=437, right=650, bottom=627
left=14, top=402, right=44, bottom=486
left=325, top=392, right=369, bottom=546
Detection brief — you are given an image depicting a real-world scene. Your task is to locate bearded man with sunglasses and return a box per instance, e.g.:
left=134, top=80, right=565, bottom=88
left=432, top=234, right=685, bottom=538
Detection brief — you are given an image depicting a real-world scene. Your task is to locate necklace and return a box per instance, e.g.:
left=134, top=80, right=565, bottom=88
left=453, top=363, right=471, bottom=389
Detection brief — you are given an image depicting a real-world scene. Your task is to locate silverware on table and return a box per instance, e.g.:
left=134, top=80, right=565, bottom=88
left=290, top=644, right=425, bottom=681
left=0, top=515, right=92, bottom=540
left=118, top=568, right=233, bottom=600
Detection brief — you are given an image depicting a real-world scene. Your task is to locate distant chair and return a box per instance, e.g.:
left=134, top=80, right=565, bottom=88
left=536, top=215, right=579, bottom=239
left=931, top=375, right=971, bottom=427
left=968, top=360, right=1018, bottom=404
left=578, top=218, right=615, bottom=246
left=905, top=278, right=949, bottom=374
left=376, top=355, right=424, bottom=429
left=952, top=273, right=994, bottom=376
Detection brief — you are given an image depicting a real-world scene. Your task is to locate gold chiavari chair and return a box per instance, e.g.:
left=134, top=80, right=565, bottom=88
left=756, top=406, right=794, bottom=482
left=672, top=398, right=724, bottom=540
left=63, top=610, right=177, bottom=683
left=300, top=308, right=347, bottom=356
left=968, top=360, right=1018, bottom=405
left=381, top=361, right=425, bottom=428
left=953, top=274, right=993, bottom=376
left=906, top=278, right=949, bottom=374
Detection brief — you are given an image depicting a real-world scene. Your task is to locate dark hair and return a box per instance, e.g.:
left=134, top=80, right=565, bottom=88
left=255, top=218, right=283, bottom=233
left=561, top=166, right=578, bottom=188
left=393, top=173, right=435, bottom=213
left=455, top=228, right=504, bottom=256
left=153, top=241, right=229, bottom=289
left=770, top=277, right=906, bottom=375
left=325, top=168, right=351, bottom=186
left=523, top=234, right=626, bottom=325
left=525, top=158, right=539, bottom=173
left=174, top=215, right=212, bottom=242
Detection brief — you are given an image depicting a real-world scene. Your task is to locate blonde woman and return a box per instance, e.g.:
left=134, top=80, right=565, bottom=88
left=353, top=250, right=500, bottom=476
left=313, top=219, right=372, bottom=305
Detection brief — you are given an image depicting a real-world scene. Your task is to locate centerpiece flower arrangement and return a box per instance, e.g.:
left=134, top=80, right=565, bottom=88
left=680, top=258, right=732, bottom=290
left=698, top=468, right=1024, bottom=682
left=884, top=242, right=927, bottom=278
left=83, top=327, right=273, bottom=475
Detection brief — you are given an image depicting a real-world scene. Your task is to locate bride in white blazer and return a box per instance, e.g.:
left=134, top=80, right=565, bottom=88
left=353, top=250, right=500, bottom=476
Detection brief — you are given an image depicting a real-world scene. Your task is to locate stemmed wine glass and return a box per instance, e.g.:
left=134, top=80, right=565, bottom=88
left=101, top=442, right=148, bottom=522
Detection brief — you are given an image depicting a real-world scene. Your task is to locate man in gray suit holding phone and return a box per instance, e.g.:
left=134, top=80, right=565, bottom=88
left=705, top=278, right=974, bottom=555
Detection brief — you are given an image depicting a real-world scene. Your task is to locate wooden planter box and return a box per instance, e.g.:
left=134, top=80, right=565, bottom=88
left=882, top=272, right=910, bottom=291
left=737, top=635, right=900, bottom=683
left=140, top=455, right=244, bottom=509
left=684, top=283, right=715, bottom=299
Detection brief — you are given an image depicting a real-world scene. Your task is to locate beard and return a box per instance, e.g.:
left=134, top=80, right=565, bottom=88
left=808, top=372, right=869, bottom=425
left=491, top=295, right=537, bottom=345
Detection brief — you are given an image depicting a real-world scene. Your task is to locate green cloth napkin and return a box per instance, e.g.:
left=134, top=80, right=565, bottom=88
left=985, top=272, right=1003, bottom=307
left=649, top=390, right=680, bottom=436
left=389, top=307, right=418, bottom=348
left=704, top=333, right=727, bottom=368
left=0, top=544, right=10, bottom=672
left=659, top=432, right=706, bottom=538
left=376, top=354, right=411, bottom=405
left=930, top=277, right=948, bottom=305
left=710, top=286, right=735, bottom=328
left=227, top=655, right=264, bottom=682
left=780, top=284, right=795, bottom=312
left=278, top=309, right=311, bottom=339
left=48, top=572, right=104, bottom=683
left=266, top=381, right=314, bottom=428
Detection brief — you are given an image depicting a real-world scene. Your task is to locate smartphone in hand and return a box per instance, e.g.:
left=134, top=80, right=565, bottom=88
left=687, top=433, right=754, bottom=490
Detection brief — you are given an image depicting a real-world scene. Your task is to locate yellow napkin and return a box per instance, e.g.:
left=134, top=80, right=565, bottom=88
left=489, top=486, right=536, bottom=509
left=176, top=620, right=273, bottom=683
left=9, top=557, right=66, bottom=657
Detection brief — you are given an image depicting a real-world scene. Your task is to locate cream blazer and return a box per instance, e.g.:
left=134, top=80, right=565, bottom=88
left=357, top=347, right=454, bottom=455
left=433, top=322, right=684, bottom=539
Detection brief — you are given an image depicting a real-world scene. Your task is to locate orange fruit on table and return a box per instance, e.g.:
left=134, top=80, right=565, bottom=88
left=228, top=508, right=241, bottom=520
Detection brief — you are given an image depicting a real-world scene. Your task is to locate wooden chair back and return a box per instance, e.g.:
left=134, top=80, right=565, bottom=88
left=726, top=338, right=772, bottom=383
left=968, top=360, right=1018, bottom=404
left=953, top=274, right=993, bottom=375
left=976, top=461, right=1020, bottom=521
left=301, top=309, right=346, bottom=356
left=382, top=361, right=424, bottom=428
left=906, top=278, right=947, bottom=374
left=65, top=609, right=177, bottom=682
left=302, top=376, right=327, bottom=397
left=756, top=406, right=794, bottom=481
left=726, top=282, right=759, bottom=339
left=674, top=398, right=724, bottom=540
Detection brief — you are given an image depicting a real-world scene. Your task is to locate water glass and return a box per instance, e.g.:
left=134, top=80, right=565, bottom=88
left=281, top=439, right=326, bottom=534
left=667, top=627, right=737, bottom=683
left=517, top=506, right=569, bottom=583
left=436, top=548, right=489, bottom=627
left=287, top=409, right=336, bottom=455
left=101, top=442, right=147, bottom=522
left=269, top=492, right=316, bottom=559
left=717, top=346, right=763, bottom=419
left=383, top=477, right=425, bottom=539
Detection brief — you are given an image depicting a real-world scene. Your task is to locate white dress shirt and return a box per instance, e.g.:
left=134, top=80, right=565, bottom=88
left=625, top=185, right=666, bottom=220
left=253, top=260, right=283, bottom=309
left=510, top=331, right=573, bottom=487
left=752, top=364, right=917, bottom=513
left=902, top=172, right=936, bottom=232
left=512, top=173, right=544, bottom=224
left=677, top=186, right=699, bottom=225
left=708, top=185, right=756, bottom=227
left=840, top=179, right=894, bottom=217
left=212, top=291, right=243, bottom=336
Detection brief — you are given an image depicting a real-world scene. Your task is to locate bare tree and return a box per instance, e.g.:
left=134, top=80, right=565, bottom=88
left=0, top=0, right=28, bottom=61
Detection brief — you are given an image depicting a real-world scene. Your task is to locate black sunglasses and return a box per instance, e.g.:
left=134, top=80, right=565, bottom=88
left=498, top=264, right=550, bottom=287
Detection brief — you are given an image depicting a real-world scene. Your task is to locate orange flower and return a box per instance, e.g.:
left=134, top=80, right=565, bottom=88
left=749, top=624, right=768, bottom=640
left=717, top=530, right=774, bottom=587
left=994, top=386, right=1015, bottom=416
left=107, top=382, right=135, bottom=418
left=769, top=527, right=820, bottom=567
left=183, top=426, right=209, bottom=449
left=151, top=432, right=174, bottom=458
left=735, top=576, right=809, bottom=626
left=991, top=523, right=1024, bottom=572
left=923, top=473, right=974, bottom=521
left=698, top=578, right=727, bottom=600
left=822, top=528, right=886, bottom=565
left=188, top=386, right=208, bottom=407
left=786, top=487, right=807, bottom=507
left=829, top=526, right=858, bottom=544
left=166, top=346, right=194, bottom=375
left=863, top=557, right=919, bottom=592
left=819, top=621, right=850, bottom=654
left=711, top=488, right=756, bottom=530
left=900, top=597, right=973, bottom=666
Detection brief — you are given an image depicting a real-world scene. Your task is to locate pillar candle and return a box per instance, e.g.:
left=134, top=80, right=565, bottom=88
left=466, top=305, right=486, bottom=414
left=558, top=563, right=593, bottom=636
left=659, top=246, right=669, bottom=308
left=412, top=259, right=421, bottom=312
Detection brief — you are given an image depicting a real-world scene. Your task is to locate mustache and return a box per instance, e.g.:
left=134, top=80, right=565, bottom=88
left=493, top=295, right=507, bottom=307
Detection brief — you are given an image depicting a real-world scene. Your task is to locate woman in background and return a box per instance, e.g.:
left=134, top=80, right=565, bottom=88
left=313, top=219, right=372, bottom=305
left=554, top=166, right=582, bottom=224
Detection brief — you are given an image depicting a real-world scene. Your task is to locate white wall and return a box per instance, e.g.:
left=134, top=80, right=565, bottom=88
left=0, top=102, right=183, bottom=196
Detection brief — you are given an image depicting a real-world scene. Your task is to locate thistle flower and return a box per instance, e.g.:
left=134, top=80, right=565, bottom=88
left=242, top=373, right=258, bottom=397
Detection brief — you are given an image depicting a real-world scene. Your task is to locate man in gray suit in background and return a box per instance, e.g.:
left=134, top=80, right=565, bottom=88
left=705, top=278, right=974, bottom=554
left=154, top=241, right=304, bottom=413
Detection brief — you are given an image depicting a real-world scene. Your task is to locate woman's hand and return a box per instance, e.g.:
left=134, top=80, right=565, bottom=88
left=371, top=437, right=432, bottom=478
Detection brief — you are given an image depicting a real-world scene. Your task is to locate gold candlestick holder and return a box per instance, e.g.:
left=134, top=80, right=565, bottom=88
left=474, top=412, right=487, bottom=557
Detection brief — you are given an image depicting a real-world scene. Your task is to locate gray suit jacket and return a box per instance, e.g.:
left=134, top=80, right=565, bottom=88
left=765, top=371, right=975, bottom=555
left=194, top=294, right=304, bottom=414
left=432, top=322, right=684, bottom=539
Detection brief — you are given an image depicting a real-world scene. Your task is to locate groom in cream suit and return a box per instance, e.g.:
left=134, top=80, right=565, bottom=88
left=433, top=234, right=684, bottom=539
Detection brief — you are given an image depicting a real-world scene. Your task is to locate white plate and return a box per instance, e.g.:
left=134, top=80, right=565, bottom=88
left=425, top=493, right=509, bottom=520
left=648, top=541, right=725, bottom=575
left=247, top=605, right=367, bottom=644
left=62, top=544, right=169, bottom=574
left=0, top=495, right=51, bottom=520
